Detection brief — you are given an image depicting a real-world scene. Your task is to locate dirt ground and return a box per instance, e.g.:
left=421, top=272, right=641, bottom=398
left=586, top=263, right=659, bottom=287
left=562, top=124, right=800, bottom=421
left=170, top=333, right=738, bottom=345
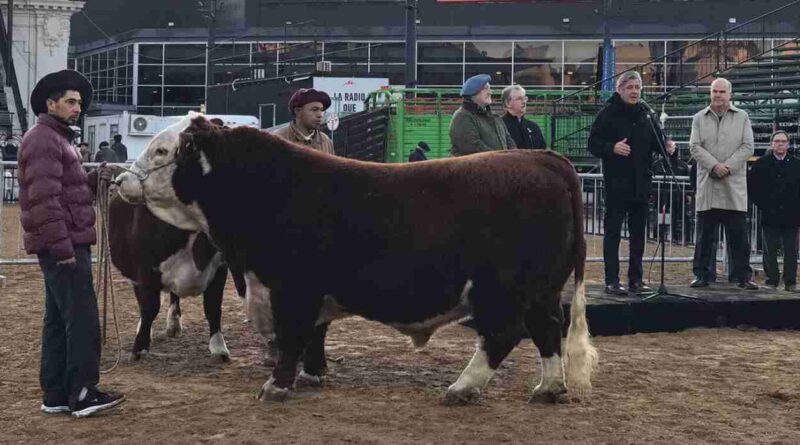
left=2, top=204, right=799, bottom=444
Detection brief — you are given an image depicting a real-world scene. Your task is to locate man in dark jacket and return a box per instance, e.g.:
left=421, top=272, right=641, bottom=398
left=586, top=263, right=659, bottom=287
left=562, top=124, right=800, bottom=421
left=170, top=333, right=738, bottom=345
left=588, top=71, right=676, bottom=295
left=501, top=85, right=546, bottom=149
left=408, top=141, right=430, bottom=162
left=18, top=70, right=125, bottom=418
left=94, top=141, right=119, bottom=163
left=110, top=134, right=128, bottom=161
left=748, top=130, right=800, bottom=291
left=450, top=74, right=516, bottom=156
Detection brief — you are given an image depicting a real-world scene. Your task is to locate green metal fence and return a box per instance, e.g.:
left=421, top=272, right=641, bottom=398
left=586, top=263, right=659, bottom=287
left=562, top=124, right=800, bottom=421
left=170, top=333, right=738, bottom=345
left=367, top=87, right=581, bottom=164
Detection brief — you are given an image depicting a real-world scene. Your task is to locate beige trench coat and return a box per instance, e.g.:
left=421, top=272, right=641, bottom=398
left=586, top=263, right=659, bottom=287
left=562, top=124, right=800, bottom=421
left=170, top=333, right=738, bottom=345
left=689, top=105, right=754, bottom=212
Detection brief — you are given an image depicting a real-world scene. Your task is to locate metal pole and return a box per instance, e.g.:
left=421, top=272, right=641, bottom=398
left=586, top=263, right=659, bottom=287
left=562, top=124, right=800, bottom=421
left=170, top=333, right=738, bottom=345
left=404, top=0, right=417, bottom=88
left=0, top=161, right=5, bottom=286
left=204, top=0, right=217, bottom=108
left=7, top=0, right=12, bottom=88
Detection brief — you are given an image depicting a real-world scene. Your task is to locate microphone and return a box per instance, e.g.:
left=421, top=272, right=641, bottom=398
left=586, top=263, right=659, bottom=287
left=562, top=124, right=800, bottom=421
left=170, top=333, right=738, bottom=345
left=639, top=99, right=656, bottom=116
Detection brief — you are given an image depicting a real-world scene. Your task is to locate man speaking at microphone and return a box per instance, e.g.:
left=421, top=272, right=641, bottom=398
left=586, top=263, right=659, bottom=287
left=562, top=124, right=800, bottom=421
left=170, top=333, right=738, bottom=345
left=588, top=71, right=676, bottom=295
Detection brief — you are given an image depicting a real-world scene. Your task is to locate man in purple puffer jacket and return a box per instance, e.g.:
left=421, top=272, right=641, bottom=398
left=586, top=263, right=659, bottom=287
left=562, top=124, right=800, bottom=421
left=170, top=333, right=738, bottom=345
left=18, top=70, right=125, bottom=418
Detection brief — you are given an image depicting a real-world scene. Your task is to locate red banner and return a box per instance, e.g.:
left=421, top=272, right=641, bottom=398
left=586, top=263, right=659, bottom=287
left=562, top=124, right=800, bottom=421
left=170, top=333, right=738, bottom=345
left=436, top=0, right=580, bottom=3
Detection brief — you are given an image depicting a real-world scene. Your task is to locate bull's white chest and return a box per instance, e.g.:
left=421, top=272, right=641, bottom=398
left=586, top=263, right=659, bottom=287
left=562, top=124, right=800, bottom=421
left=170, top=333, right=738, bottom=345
left=158, top=233, right=222, bottom=296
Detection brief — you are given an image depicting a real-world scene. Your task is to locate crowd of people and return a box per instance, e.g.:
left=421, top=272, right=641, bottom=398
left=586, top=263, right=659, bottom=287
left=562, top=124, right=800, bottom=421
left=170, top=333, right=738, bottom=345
left=14, top=67, right=796, bottom=419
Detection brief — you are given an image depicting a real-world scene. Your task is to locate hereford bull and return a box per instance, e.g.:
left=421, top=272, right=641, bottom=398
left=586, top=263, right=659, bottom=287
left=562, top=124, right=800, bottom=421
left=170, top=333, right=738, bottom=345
left=108, top=185, right=234, bottom=362
left=116, top=112, right=598, bottom=405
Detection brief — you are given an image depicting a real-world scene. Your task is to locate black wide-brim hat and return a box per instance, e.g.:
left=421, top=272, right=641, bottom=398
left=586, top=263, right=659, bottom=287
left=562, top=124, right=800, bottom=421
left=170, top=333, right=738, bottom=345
left=288, top=88, right=332, bottom=115
left=30, top=70, right=93, bottom=115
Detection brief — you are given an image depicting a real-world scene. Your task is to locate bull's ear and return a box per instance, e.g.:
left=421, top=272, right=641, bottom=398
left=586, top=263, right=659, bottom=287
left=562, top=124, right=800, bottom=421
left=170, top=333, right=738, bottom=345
left=178, top=132, right=197, bottom=157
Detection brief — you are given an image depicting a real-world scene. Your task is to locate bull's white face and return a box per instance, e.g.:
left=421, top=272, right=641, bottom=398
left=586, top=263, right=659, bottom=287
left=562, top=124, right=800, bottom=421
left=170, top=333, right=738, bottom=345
left=116, top=111, right=207, bottom=232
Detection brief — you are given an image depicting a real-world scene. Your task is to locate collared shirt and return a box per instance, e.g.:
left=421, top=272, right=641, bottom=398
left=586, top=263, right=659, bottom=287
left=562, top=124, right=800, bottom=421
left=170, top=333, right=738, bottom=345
left=273, top=121, right=335, bottom=155
left=773, top=151, right=788, bottom=161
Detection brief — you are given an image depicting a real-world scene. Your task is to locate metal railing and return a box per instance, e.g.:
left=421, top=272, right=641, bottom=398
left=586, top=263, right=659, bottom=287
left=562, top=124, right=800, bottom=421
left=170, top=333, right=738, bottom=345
left=548, top=0, right=800, bottom=158
left=1, top=161, right=769, bottom=270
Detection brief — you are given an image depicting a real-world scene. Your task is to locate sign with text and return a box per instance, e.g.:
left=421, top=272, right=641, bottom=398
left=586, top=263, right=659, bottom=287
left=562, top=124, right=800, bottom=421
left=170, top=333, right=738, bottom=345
left=312, top=77, right=389, bottom=114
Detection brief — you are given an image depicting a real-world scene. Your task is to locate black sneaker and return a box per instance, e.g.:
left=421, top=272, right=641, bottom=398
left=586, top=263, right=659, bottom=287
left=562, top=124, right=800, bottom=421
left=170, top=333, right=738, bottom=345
left=41, top=393, right=70, bottom=414
left=70, top=387, right=126, bottom=418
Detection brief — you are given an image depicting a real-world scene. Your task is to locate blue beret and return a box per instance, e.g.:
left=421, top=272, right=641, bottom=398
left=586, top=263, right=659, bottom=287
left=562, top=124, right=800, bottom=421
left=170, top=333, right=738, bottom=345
left=460, top=74, right=492, bottom=97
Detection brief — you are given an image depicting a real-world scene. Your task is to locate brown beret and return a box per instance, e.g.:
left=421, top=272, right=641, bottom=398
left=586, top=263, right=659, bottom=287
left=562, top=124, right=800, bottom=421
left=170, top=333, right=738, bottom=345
left=288, top=88, right=331, bottom=115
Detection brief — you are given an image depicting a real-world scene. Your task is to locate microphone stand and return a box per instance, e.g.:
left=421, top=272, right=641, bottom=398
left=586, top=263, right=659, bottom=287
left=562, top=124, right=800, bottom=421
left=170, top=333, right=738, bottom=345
left=640, top=102, right=702, bottom=302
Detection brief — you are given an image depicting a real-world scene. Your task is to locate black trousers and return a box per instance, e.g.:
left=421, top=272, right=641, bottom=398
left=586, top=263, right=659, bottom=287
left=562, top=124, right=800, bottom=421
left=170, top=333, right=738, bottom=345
left=603, top=200, right=648, bottom=285
left=761, top=225, right=799, bottom=287
left=37, top=245, right=101, bottom=402
left=692, top=209, right=752, bottom=282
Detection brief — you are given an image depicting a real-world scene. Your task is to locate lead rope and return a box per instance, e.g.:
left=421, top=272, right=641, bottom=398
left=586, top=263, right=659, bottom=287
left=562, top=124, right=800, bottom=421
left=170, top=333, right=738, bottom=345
left=96, top=173, right=122, bottom=374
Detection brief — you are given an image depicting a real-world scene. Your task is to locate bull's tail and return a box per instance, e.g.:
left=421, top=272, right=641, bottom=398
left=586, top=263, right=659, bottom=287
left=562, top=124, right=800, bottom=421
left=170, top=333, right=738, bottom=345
left=564, top=179, right=598, bottom=396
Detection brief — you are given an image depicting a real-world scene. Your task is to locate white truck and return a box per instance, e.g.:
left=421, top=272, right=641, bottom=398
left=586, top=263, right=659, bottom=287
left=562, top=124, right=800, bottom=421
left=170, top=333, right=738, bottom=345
left=83, top=112, right=260, bottom=161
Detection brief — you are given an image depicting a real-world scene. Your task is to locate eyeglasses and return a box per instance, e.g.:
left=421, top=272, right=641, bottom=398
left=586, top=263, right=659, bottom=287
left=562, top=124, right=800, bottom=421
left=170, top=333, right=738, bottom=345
left=773, top=139, right=789, bottom=144
left=513, top=96, right=529, bottom=103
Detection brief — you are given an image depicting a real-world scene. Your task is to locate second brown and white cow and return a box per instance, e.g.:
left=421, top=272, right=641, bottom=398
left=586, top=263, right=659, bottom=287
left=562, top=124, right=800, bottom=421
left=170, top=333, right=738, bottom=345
left=107, top=192, right=235, bottom=361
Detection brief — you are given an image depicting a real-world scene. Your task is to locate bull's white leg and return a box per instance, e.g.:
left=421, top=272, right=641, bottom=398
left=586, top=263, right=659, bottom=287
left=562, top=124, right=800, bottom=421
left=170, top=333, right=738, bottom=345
left=444, top=337, right=495, bottom=404
left=208, top=332, right=230, bottom=361
left=165, top=302, right=182, bottom=338
left=244, top=272, right=275, bottom=364
left=530, top=355, right=567, bottom=403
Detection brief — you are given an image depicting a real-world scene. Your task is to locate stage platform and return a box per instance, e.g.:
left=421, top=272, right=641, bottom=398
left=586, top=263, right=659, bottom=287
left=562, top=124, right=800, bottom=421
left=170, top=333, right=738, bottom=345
left=563, top=283, right=800, bottom=336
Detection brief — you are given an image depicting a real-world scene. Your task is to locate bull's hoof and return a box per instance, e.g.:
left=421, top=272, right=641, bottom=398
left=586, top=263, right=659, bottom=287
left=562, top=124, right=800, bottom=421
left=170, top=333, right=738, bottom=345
left=257, top=378, right=292, bottom=403
left=296, top=370, right=325, bottom=387
left=208, top=333, right=230, bottom=363
left=443, top=386, right=482, bottom=405
left=165, top=323, right=182, bottom=338
left=130, top=349, right=149, bottom=362
left=528, top=383, right=568, bottom=404
left=211, top=352, right=231, bottom=363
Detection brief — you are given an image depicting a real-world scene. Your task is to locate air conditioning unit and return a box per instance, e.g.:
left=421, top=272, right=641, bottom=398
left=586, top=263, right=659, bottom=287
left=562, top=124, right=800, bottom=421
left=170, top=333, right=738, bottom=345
left=316, top=60, right=332, bottom=72
left=128, top=114, right=159, bottom=136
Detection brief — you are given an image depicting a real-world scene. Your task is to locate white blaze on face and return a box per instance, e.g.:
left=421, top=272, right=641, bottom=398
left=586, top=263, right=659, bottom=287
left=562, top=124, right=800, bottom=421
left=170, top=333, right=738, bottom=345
left=118, top=112, right=209, bottom=232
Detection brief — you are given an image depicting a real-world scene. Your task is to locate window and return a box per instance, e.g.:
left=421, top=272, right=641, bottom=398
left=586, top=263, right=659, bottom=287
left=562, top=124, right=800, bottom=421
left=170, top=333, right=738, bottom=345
left=213, top=44, right=252, bottom=65
left=138, top=87, right=162, bottom=106
left=164, top=65, right=206, bottom=85
left=564, top=64, right=597, bottom=87
left=418, top=42, right=463, bottom=63
left=164, top=87, right=205, bottom=106
left=514, top=64, right=562, bottom=86
left=164, top=44, right=207, bottom=64
left=464, top=42, right=512, bottom=63
left=138, top=65, right=163, bottom=85
left=514, top=41, right=563, bottom=64
left=324, top=42, right=369, bottom=63
left=369, top=63, right=404, bottom=84
left=465, top=64, right=512, bottom=86
left=138, top=44, right=164, bottom=64
left=615, top=41, right=663, bottom=64
left=417, top=64, right=463, bottom=86
left=370, top=42, right=404, bottom=64
left=565, top=41, right=601, bottom=64
left=110, top=124, right=119, bottom=139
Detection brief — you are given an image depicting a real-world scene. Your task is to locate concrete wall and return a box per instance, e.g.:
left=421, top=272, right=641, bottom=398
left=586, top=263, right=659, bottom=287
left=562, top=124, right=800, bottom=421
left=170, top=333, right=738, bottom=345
left=2, top=0, right=85, bottom=131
